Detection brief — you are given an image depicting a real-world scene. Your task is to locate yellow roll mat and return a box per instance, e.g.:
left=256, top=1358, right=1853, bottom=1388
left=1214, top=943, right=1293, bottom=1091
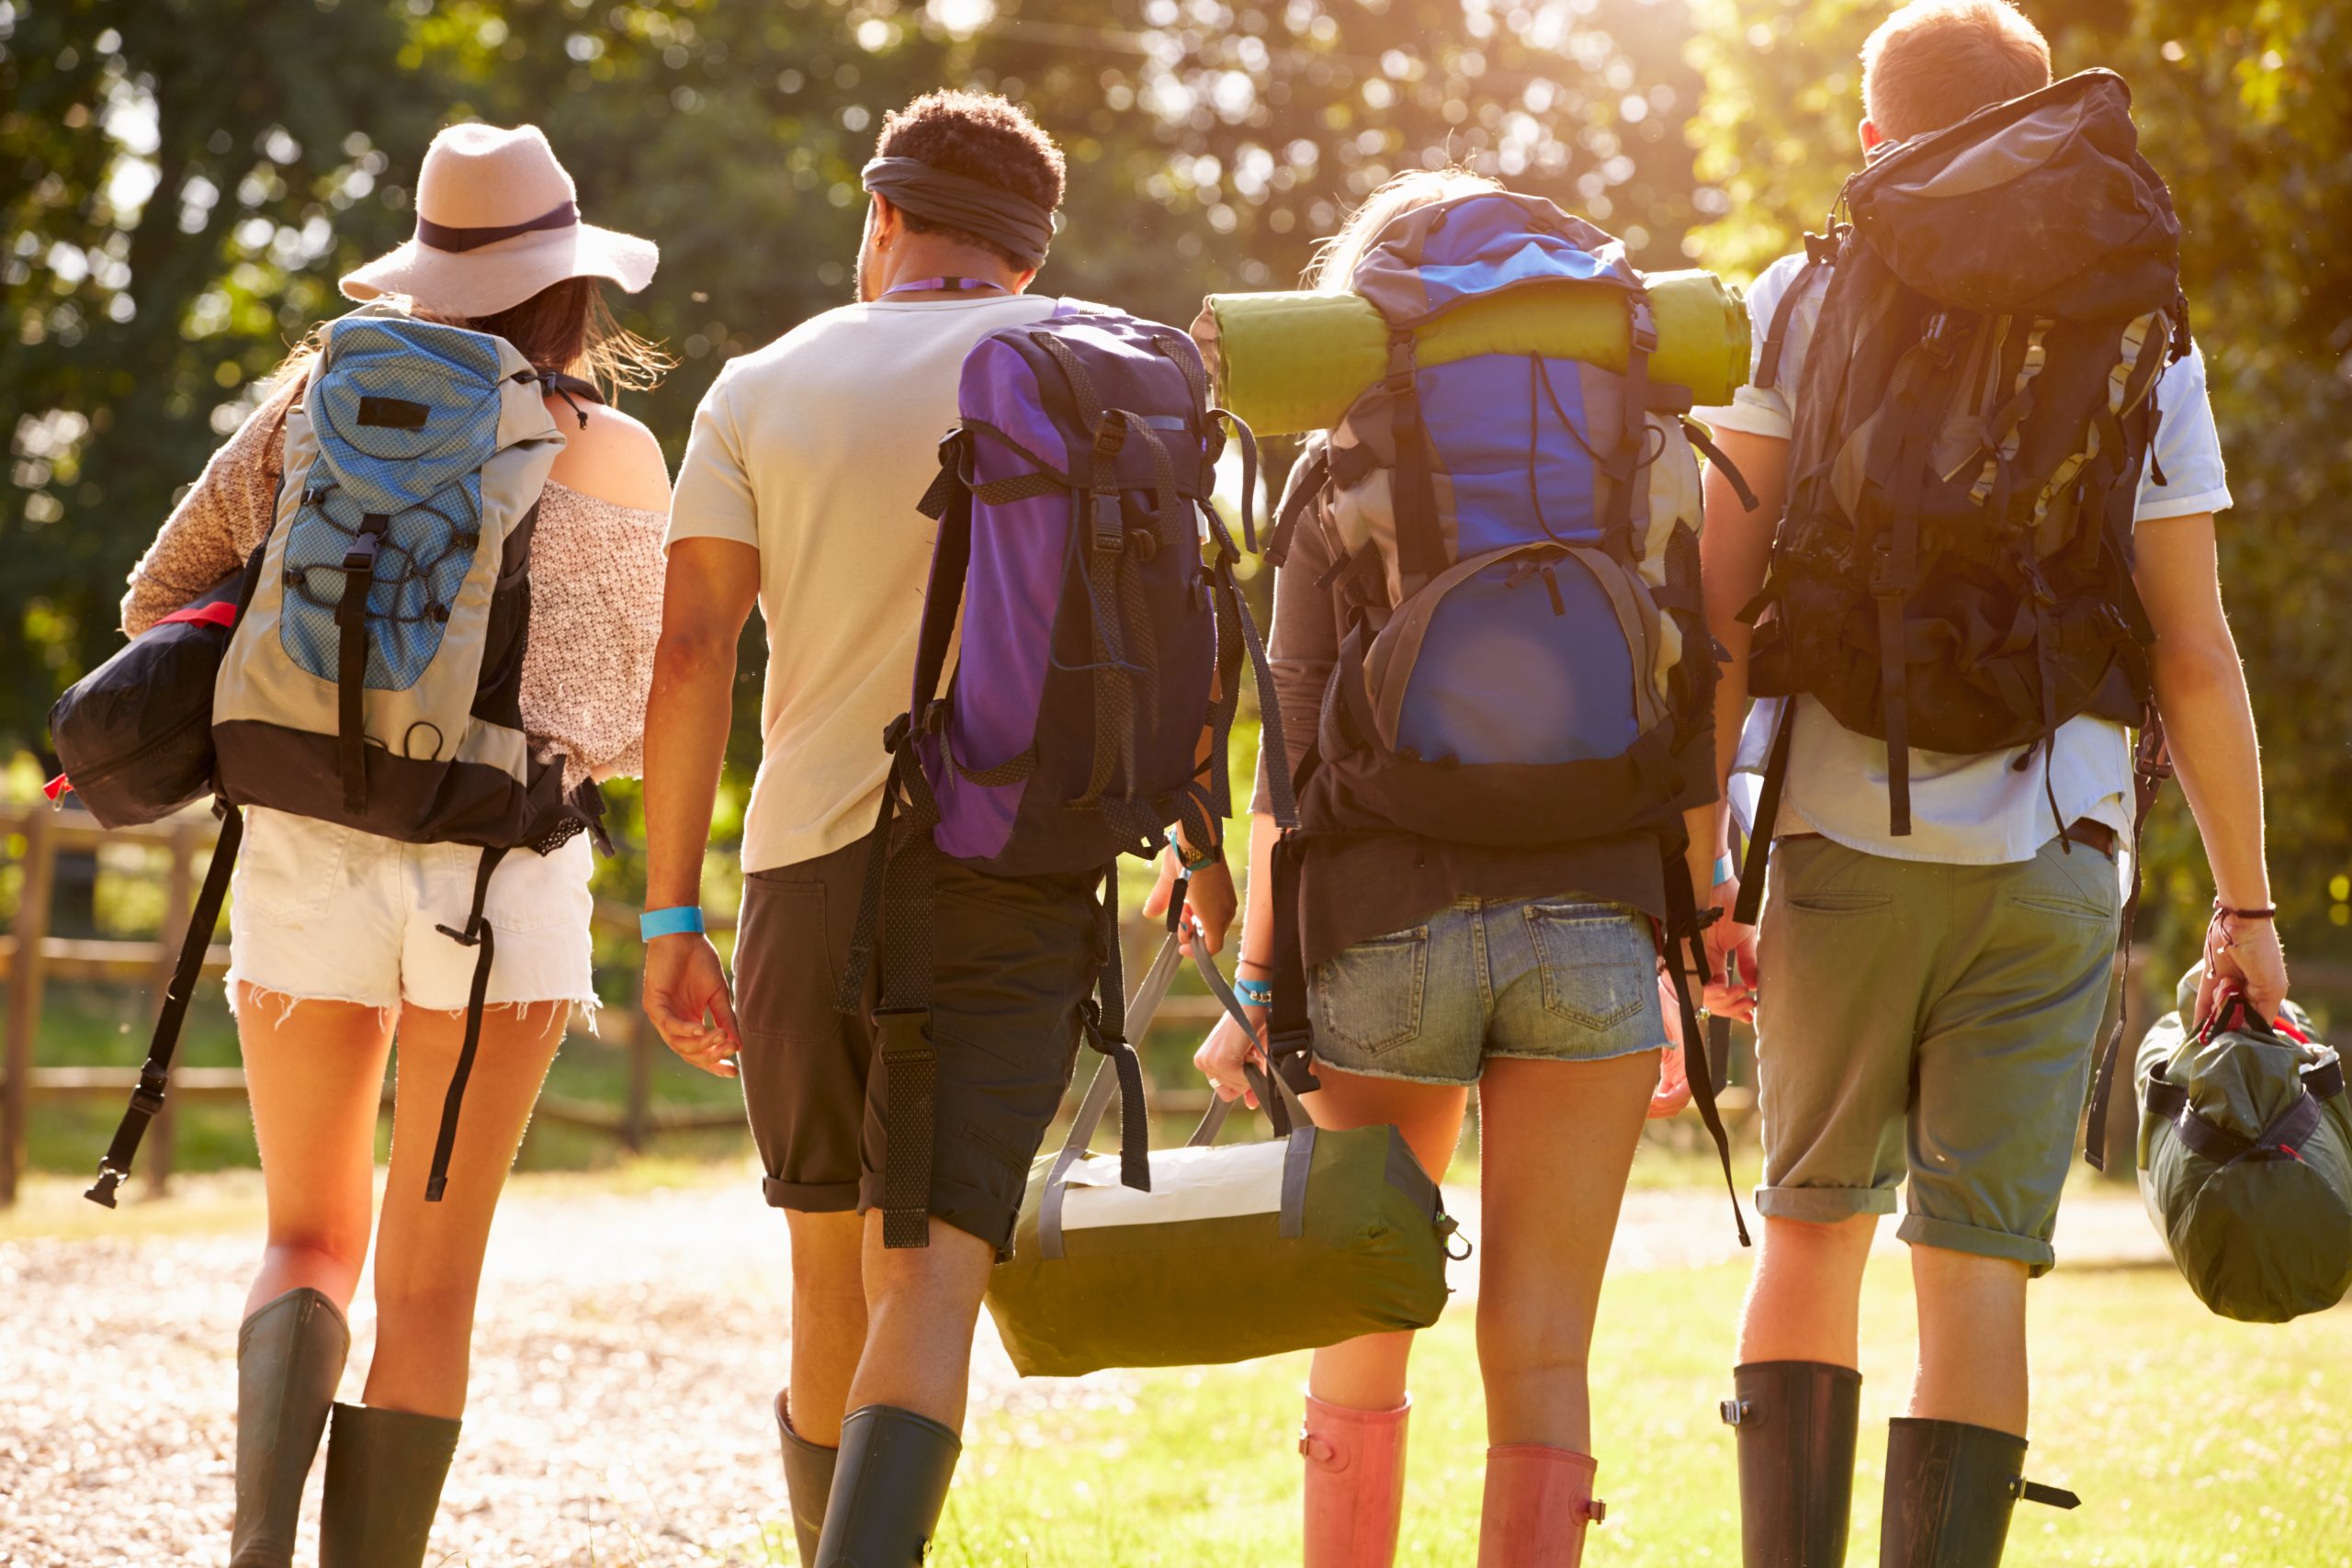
left=1200, top=271, right=1750, bottom=437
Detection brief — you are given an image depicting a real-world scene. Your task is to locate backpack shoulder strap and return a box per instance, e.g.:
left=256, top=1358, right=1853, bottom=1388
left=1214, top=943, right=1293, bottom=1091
left=1754, top=231, right=1841, bottom=394
left=86, top=803, right=244, bottom=1208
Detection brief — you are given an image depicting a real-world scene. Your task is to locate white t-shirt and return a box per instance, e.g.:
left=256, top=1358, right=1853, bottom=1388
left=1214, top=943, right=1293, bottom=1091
left=1698, top=252, right=2232, bottom=865
left=667, top=293, right=1056, bottom=873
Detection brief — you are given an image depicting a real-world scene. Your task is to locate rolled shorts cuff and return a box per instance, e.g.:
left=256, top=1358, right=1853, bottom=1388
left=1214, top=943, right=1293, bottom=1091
left=1896, top=1213, right=2058, bottom=1277
left=1755, top=1183, right=1900, bottom=1224
left=763, top=1174, right=863, bottom=1213
left=857, top=1175, right=1022, bottom=1263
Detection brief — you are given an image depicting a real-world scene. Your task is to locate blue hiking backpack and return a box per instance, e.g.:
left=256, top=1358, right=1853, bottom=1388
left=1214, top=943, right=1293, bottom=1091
left=840, top=301, right=1295, bottom=1249
left=1259, top=193, right=1746, bottom=1231
left=70, top=304, right=609, bottom=1208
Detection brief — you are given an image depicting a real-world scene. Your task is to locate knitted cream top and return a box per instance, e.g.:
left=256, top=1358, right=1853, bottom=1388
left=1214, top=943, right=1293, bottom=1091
left=120, top=381, right=665, bottom=788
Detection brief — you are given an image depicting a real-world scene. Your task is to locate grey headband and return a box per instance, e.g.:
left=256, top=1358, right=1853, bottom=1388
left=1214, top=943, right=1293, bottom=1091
left=861, top=156, right=1057, bottom=267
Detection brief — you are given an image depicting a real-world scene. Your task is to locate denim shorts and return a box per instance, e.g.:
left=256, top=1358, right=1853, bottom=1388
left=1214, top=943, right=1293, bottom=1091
left=1307, top=894, right=1665, bottom=1085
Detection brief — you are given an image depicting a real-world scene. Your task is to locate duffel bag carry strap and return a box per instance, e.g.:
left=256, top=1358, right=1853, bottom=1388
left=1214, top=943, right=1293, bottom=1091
left=87, top=801, right=244, bottom=1208
left=2144, top=1048, right=2343, bottom=1168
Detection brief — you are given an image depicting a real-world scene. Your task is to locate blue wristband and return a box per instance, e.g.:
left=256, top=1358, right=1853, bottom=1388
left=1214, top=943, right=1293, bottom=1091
left=1233, top=974, right=1272, bottom=1009
left=639, top=905, right=707, bottom=941
left=1713, top=854, right=1736, bottom=888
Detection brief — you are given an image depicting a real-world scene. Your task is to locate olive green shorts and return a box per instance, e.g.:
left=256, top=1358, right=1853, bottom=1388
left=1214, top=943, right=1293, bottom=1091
left=1752, top=833, right=2122, bottom=1275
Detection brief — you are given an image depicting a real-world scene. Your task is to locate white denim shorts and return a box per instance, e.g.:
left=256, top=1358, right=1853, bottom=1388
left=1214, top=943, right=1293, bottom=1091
left=225, top=806, right=598, bottom=1017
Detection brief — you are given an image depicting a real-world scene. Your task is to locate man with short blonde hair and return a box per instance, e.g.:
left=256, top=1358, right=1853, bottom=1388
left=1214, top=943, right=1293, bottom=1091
left=1696, top=4, right=2287, bottom=1564
left=1861, top=0, right=2052, bottom=141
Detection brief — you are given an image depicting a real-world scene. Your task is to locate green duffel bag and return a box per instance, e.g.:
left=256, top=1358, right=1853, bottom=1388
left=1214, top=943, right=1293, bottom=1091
left=986, top=932, right=1460, bottom=1379
left=2137, top=968, right=2352, bottom=1323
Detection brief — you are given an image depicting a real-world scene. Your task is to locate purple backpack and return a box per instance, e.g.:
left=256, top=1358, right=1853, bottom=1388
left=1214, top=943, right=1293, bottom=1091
left=844, top=302, right=1295, bottom=1249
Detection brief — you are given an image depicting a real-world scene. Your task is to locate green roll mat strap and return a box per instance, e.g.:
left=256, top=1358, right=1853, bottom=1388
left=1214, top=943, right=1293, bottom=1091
left=1198, top=270, right=1750, bottom=437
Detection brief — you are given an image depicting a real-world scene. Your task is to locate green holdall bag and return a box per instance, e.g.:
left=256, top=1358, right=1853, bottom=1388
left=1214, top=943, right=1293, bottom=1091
left=987, top=931, right=1458, bottom=1379
left=1193, top=267, right=1750, bottom=436
left=2137, top=969, right=2352, bottom=1323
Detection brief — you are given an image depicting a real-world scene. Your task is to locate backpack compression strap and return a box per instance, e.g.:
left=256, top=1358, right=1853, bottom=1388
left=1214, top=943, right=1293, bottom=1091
left=335, top=513, right=391, bottom=813
left=2082, top=709, right=2172, bottom=1170
left=86, top=802, right=244, bottom=1209
left=424, top=845, right=509, bottom=1202
left=1385, top=333, right=1447, bottom=593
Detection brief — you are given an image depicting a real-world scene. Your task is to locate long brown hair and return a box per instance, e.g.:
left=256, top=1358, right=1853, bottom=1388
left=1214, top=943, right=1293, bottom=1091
left=276, top=277, right=672, bottom=398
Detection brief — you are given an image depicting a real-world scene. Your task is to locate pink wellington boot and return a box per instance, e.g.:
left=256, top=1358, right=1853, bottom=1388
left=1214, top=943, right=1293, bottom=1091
left=1300, top=1393, right=1411, bottom=1568
left=1477, top=1445, right=1604, bottom=1568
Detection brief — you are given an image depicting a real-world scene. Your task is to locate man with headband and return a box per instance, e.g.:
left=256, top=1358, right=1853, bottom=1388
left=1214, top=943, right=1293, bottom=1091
left=640, top=91, right=1109, bottom=1563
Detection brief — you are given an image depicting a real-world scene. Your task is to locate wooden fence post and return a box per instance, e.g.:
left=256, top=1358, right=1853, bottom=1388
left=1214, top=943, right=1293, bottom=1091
left=4, top=807, right=58, bottom=1206
left=144, top=824, right=199, bottom=1198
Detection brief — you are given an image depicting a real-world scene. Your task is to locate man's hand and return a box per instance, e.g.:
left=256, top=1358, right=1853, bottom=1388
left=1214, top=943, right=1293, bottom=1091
left=643, top=934, right=741, bottom=1078
left=1141, top=845, right=1238, bottom=956
left=1703, top=877, right=1759, bottom=1022
left=2198, top=910, right=2289, bottom=1029
left=1193, top=1004, right=1267, bottom=1108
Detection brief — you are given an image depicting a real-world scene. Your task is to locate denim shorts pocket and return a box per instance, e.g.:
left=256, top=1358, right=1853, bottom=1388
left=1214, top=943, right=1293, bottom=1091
left=1525, top=903, right=1650, bottom=1031
left=234, top=808, right=348, bottom=923
left=1311, top=928, right=1428, bottom=1056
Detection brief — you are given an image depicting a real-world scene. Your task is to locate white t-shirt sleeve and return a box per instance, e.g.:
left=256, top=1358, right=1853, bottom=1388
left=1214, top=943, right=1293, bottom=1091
left=2134, top=343, right=2231, bottom=522
left=1692, top=251, right=1820, bottom=442
left=664, top=369, right=761, bottom=553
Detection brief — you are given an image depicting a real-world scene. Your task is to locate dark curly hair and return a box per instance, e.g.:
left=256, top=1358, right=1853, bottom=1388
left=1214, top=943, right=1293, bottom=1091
left=874, top=90, right=1067, bottom=268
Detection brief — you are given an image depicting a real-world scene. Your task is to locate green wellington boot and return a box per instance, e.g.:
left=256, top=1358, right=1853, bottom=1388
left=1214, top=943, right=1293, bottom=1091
left=813, top=1404, right=963, bottom=1566
left=779, top=1394, right=840, bottom=1568
left=1879, top=1417, right=2079, bottom=1568
left=1721, top=1361, right=1864, bottom=1568
left=317, top=1402, right=462, bottom=1568
left=230, top=1288, right=351, bottom=1568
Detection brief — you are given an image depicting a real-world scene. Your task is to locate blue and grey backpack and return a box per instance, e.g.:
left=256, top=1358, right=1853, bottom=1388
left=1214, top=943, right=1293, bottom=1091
left=76, top=303, right=608, bottom=1207
left=1261, top=192, right=1746, bottom=1232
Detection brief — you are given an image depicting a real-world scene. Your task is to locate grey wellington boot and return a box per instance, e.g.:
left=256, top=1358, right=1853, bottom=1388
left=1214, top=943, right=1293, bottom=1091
left=1721, top=1361, right=1864, bottom=1568
left=230, top=1287, right=350, bottom=1567
left=812, top=1404, right=962, bottom=1566
left=318, top=1401, right=462, bottom=1568
left=1879, top=1417, right=2079, bottom=1568
left=778, top=1393, right=840, bottom=1567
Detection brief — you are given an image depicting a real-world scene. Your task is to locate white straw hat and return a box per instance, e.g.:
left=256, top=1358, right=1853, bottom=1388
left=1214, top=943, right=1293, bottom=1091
left=340, top=122, right=658, bottom=317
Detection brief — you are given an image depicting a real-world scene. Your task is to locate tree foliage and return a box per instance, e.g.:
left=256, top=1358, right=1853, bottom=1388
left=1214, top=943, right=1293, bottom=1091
left=1687, top=0, right=2352, bottom=954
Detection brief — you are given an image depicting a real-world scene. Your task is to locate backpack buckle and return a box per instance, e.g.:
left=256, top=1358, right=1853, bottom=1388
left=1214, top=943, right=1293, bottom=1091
left=1628, top=297, right=1659, bottom=355
left=341, top=534, right=380, bottom=573
left=1091, top=493, right=1125, bottom=555
left=1867, top=548, right=1917, bottom=598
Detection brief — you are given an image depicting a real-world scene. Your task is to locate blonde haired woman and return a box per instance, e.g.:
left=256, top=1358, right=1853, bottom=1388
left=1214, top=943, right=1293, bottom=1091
left=119, top=124, right=671, bottom=1567
left=1193, top=168, right=1713, bottom=1567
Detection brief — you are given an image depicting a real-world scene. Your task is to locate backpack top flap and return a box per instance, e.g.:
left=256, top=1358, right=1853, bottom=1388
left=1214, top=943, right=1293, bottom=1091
left=1848, top=68, right=2181, bottom=318
left=1351, top=191, right=1641, bottom=331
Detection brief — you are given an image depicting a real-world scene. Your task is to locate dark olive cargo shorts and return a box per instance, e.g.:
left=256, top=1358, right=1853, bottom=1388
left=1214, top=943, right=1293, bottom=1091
left=732, top=831, right=1100, bottom=1258
left=1752, top=833, right=2122, bottom=1276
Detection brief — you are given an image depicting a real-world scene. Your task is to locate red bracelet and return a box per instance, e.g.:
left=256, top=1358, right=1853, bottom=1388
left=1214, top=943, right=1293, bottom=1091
left=2213, top=900, right=2278, bottom=922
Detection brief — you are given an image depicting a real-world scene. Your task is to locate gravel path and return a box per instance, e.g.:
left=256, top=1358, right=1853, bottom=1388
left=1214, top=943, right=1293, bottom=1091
left=0, top=1168, right=2165, bottom=1566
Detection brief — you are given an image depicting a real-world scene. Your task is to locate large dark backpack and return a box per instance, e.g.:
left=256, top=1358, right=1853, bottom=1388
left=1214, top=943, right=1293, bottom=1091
left=1253, top=192, right=1749, bottom=1236
left=64, top=309, right=611, bottom=1209
left=840, top=301, right=1293, bottom=1249
left=1739, top=70, right=2188, bottom=852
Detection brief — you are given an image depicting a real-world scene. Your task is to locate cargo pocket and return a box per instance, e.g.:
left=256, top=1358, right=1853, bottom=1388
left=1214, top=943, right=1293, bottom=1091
left=1311, top=928, right=1428, bottom=1056
left=1526, top=903, right=1649, bottom=1031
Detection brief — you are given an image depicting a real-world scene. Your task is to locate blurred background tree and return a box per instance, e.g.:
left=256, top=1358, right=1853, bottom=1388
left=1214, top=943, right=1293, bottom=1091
left=1688, top=0, right=2352, bottom=961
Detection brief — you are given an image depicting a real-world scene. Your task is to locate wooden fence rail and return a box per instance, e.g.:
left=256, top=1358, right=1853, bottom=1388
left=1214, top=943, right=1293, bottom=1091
left=0, top=804, right=1241, bottom=1206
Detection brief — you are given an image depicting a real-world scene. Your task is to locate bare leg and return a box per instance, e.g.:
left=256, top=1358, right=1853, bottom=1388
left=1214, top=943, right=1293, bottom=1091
left=363, top=999, right=568, bottom=1419
left=1301, top=1068, right=1472, bottom=1408
left=238, top=987, right=396, bottom=1315
left=842, top=1211, right=996, bottom=1427
left=1474, top=1051, right=1655, bottom=1450
left=1909, top=1244, right=2029, bottom=1435
left=1736, top=1213, right=1879, bottom=1368
left=785, top=1209, right=869, bottom=1445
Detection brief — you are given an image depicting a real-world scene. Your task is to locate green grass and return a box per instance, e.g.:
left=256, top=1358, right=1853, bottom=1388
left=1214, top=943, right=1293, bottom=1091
left=875, top=1259, right=2352, bottom=1568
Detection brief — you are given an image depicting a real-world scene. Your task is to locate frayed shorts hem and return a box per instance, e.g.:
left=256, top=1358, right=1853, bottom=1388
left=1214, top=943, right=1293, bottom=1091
left=1315, top=1037, right=1662, bottom=1088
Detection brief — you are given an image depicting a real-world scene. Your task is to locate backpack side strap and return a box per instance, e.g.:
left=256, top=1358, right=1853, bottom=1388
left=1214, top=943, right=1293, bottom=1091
left=424, top=845, right=510, bottom=1202
left=86, top=802, right=245, bottom=1208
left=2083, top=707, right=2173, bottom=1170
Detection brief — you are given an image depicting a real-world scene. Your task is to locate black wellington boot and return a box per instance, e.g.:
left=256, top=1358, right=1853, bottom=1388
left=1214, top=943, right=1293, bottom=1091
left=779, top=1393, right=840, bottom=1568
left=317, top=1402, right=462, bottom=1568
left=812, top=1404, right=963, bottom=1567
left=1879, top=1417, right=2080, bottom=1568
left=230, top=1287, right=350, bottom=1567
left=1721, top=1361, right=1864, bottom=1568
